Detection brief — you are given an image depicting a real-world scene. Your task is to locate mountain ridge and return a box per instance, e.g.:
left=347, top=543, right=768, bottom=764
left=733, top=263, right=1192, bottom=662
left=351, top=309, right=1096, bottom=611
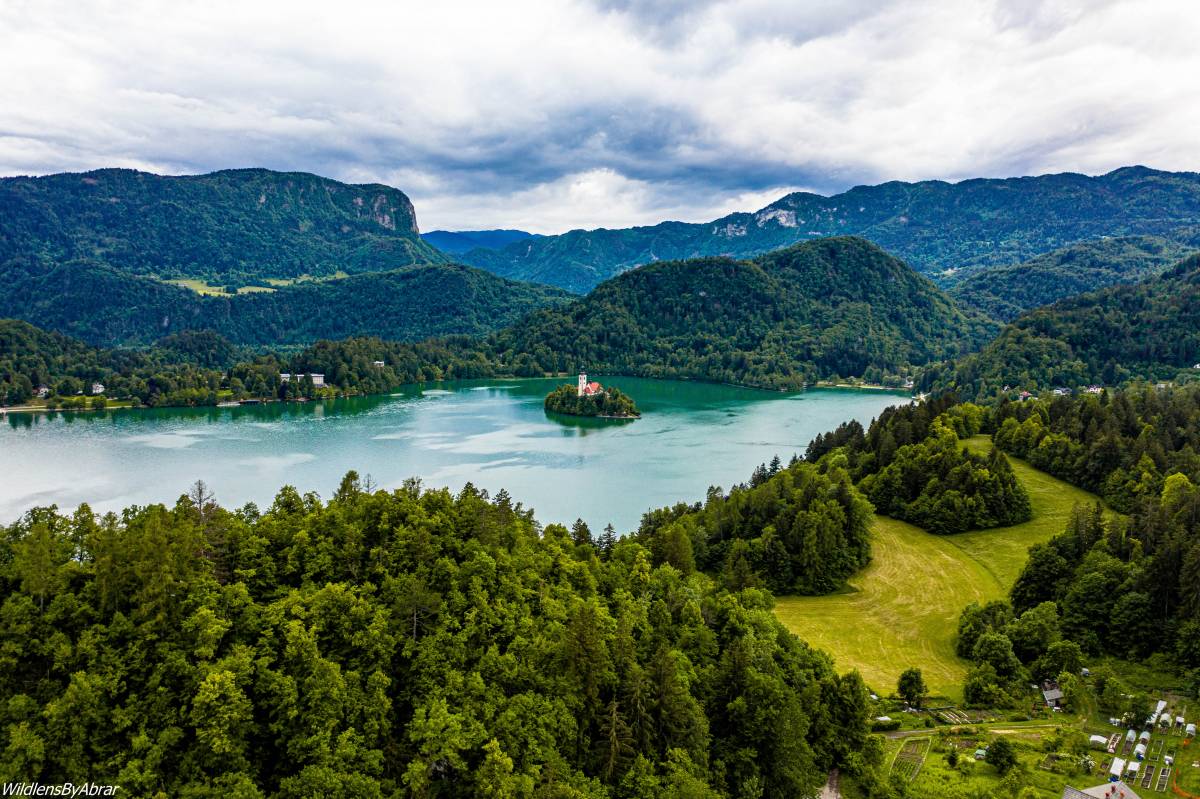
left=421, top=228, right=540, bottom=255
left=0, top=258, right=571, bottom=347
left=0, top=167, right=447, bottom=285
left=460, top=166, right=1200, bottom=293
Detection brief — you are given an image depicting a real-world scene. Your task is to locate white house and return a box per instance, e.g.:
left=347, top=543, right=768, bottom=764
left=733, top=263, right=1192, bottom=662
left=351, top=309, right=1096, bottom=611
left=34, top=386, right=50, bottom=399
left=91, top=382, right=105, bottom=395
left=280, top=373, right=325, bottom=387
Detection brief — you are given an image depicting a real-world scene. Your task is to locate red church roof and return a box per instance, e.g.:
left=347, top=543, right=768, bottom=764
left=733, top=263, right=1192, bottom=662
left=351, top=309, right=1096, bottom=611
left=582, top=382, right=603, bottom=396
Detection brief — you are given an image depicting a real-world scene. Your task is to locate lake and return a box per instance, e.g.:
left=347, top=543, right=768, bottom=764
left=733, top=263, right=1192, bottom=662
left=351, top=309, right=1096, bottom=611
left=0, top=378, right=905, bottom=532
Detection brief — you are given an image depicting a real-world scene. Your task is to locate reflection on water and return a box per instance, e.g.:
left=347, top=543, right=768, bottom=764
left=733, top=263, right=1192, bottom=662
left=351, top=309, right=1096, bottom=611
left=0, top=378, right=906, bottom=533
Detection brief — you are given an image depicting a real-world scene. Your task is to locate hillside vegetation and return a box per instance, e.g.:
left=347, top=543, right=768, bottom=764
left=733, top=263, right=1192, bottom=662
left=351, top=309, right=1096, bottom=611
left=0, top=319, right=494, bottom=407
left=950, top=235, right=1194, bottom=322
left=421, top=228, right=539, bottom=254
left=928, top=253, right=1200, bottom=399
left=489, top=237, right=995, bottom=390
left=0, top=473, right=878, bottom=797
left=0, top=168, right=445, bottom=284
left=461, top=166, right=1200, bottom=292
left=0, top=260, right=570, bottom=347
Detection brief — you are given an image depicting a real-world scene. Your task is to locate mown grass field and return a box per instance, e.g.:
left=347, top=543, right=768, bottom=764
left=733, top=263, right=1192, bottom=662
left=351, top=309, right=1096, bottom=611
left=774, top=435, right=1104, bottom=700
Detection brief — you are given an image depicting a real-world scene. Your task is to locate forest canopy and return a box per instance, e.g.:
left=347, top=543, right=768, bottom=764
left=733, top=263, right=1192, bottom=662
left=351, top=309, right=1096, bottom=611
left=0, top=473, right=879, bottom=797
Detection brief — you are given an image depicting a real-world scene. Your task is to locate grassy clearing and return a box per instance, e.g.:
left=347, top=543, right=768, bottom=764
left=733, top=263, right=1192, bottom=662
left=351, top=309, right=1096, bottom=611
left=165, top=278, right=278, bottom=296
left=263, top=270, right=350, bottom=287
left=774, top=435, right=1104, bottom=701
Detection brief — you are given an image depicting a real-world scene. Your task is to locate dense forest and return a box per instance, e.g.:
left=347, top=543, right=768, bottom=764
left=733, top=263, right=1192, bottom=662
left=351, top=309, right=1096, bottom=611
left=421, top=229, right=540, bottom=255
left=0, top=259, right=570, bottom=347
left=0, top=320, right=494, bottom=407
left=805, top=396, right=1032, bottom=535
left=0, top=168, right=444, bottom=284
left=461, top=166, right=1200, bottom=292
left=636, top=457, right=875, bottom=595
left=928, top=385, right=1200, bottom=707
left=544, top=384, right=640, bottom=418
left=490, top=237, right=993, bottom=390
left=927, top=253, right=1200, bottom=400
left=0, top=473, right=885, bottom=797
left=949, top=235, right=1193, bottom=322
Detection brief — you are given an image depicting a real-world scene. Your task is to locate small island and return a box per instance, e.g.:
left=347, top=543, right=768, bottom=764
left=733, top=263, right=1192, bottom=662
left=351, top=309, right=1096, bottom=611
left=544, top=372, right=640, bottom=419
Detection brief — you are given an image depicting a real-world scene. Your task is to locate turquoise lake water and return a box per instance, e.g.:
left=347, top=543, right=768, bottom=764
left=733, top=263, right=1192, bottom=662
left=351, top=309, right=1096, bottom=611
left=0, top=378, right=905, bottom=532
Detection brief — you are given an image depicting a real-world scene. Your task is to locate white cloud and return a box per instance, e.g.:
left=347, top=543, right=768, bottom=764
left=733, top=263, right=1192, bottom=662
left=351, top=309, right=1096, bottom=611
left=1, top=0, right=1197, bottom=232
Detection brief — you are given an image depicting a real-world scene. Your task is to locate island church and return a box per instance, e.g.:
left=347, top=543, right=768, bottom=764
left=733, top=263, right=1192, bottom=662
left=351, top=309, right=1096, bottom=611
left=577, top=372, right=604, bottom=397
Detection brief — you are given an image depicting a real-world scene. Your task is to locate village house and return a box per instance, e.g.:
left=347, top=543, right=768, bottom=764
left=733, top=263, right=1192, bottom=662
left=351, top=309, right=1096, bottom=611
left=372, top=360, right=385, bottom=367
left=34, top=386, right=50, bottom=399
left=91, top=382, right=105, bottom=395
left=279, top=373, right=325, bottom=387
left=1061, top=779, right=1142, bottom=799
left=1042, top=680, right=1064, bottom=708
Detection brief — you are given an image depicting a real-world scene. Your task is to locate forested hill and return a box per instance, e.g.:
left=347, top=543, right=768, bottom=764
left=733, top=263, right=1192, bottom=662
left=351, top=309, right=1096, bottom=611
left=460, top=166, right=1200, bottom=293
left=0, top=470, right=878, bottom=796
left=421, top=228, right=539, bottom=254
left=489, top=236, right=996, bottom=389
left=0, top=168, right=446, bottom=283
left=927, top=252, right=1200, bottom=399
left=949, top=235, right=1195, bottom=322
left=0, top=259, right=571, bottom=347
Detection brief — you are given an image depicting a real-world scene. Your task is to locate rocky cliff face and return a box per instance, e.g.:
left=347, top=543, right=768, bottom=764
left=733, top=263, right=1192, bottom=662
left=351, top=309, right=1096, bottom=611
left=0, top=167, right=441, bottom=281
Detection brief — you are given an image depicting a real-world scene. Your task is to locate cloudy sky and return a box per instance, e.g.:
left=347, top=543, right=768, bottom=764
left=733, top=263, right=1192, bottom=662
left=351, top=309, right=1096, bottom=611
left=2, top=0, right=1198, bottom=233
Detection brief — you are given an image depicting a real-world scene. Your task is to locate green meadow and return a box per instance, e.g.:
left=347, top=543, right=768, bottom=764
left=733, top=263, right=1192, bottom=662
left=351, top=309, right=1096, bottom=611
left=774, top=435, right=1105, bottom=700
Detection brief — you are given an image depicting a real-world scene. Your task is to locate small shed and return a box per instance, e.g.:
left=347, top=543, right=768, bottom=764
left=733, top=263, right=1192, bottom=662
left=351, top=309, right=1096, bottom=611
left=1134, top=743, right=1147, bottom=760
left=1089, top=735, right=1108, bottom=748
left=974, top=748, right=988, bottom=761
left=1126, top=761, right=1140, bottom=778
left=1186, top=722, right=1197, bottom=737
left=1109, top=757, right=1126, bottom=780
left=1126, top=728, right=1137, bottom=742
left=1139, top=730, right=1151, bottom=743
left=1176, top=715, right=1186, bottom=728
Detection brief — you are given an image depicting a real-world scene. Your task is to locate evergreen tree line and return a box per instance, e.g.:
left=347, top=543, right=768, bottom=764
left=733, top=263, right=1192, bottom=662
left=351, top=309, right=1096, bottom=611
left=805, top=396, right=1032, bottom=535
left=940, top=385, right=1200, bottom=707
left=991, top=383, right=1200, bottom=512
left=0, top=319, right=493, bottom=408
left=634, top=457, right=875, bottom=596
left=0, top=472, right=885, bottom=797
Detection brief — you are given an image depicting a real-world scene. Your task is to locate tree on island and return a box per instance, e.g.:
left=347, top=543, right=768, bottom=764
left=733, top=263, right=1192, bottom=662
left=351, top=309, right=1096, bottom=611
left=544, top=383, right=640, bottom=418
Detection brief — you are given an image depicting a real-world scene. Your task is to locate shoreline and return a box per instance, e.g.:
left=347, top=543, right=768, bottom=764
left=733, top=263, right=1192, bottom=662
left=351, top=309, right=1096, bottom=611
left=1, top=376, right=913, bottom=417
